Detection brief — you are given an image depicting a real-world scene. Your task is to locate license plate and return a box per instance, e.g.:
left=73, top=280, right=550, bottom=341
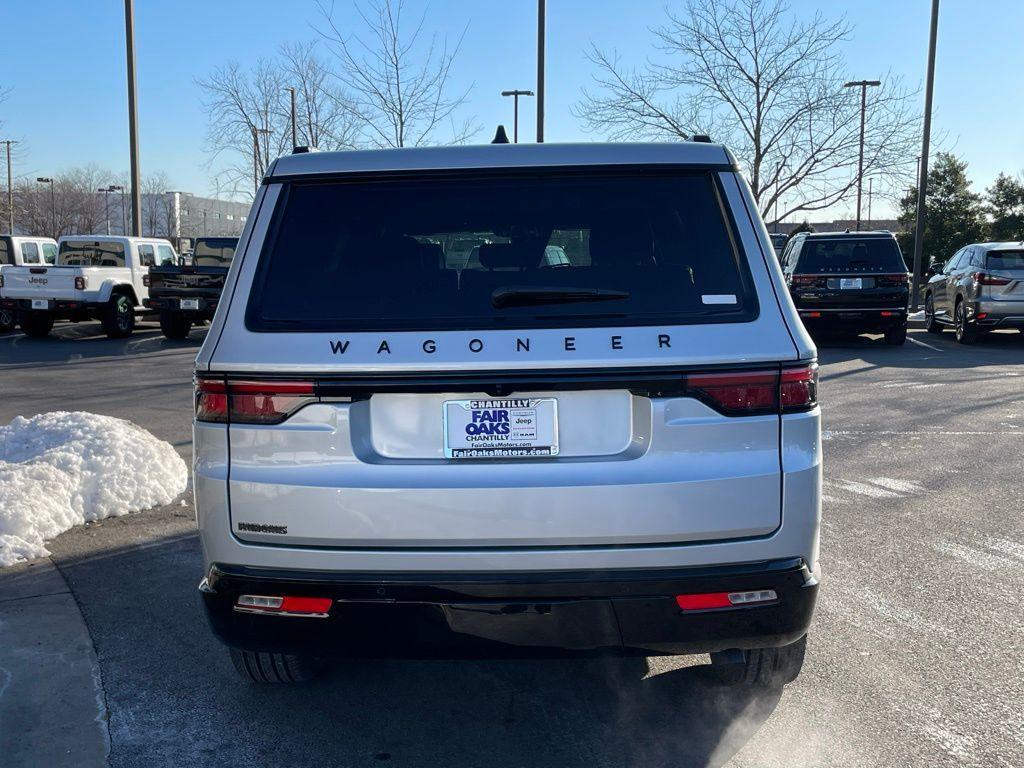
left=839, top=278, right=863, bottom=290
left=180, top=299, right=200, bottom=310
left=443, top=398, right=559, bottom=459
left=31, top=299, right=48, bottom=309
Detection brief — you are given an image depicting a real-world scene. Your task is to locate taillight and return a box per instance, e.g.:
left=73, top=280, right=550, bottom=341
left=74, top=276, right=88, bottom=290
left=142, top=274, right=151, bottom=287
left=0, top=275, right=4, bottom=288
left=876, top=273, right=909, bottom=285
left=235, top=595, right=333, bottom=616
left=686, top=370, right=778, bottom=415
left=675, top=590, right=778, bottom=611
left=780, top=365, right=818, bottom=411
left=791, top=275, right=826, bottom=288
left=195, top=377, right=228, bottom=423
left=972, top=271, right=1011, bottom=286
left=194, top=376, right=316, bottom=424
left=684, top=365, right=817, bottom=416
left=230, top=380, right=316, bottom=424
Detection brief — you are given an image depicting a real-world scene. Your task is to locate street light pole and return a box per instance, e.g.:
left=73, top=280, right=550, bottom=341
left=536, top=0, right=545, bottom=143
left=37, top=177, right=55, bottom=238
left=501, top=90, right=534, bottom=143
left=3, top=140, right=16, bottom=233
left=911, top=0, right=940, bottom=312
left=98, top=187, right=111, bottom=235
left=124, top=0, right=142, bottom=236
left=108, top=185, right=126, bottom=234
left=285, top=87, right=297, bottom=149
left=250, top=125, right=271, bottom=195
left=843, top=79, right=881, bottom=232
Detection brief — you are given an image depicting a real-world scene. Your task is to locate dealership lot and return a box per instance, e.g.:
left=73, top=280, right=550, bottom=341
left=1, top=322, right=1022, bottom=768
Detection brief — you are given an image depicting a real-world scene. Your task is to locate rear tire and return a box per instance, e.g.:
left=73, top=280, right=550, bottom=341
left=0, top=306, right=15, bottom=332
left=20, top=310, right=54, bottom=338
left=159, top=311, right=192, bottom=340
left=884, top=326, right=907, bottom=346
left=229, top=648, right=324, bottom=684
left=101, top=293, right=135, bottom=339
left=954, top=299, right=978, bottom=345
left=710, top=634, right=807, bottom=687
left=924, top=294, right=944, bottom=335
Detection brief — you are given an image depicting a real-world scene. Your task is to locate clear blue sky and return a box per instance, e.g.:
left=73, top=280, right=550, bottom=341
left=2, top=0, right=1022, bottom=219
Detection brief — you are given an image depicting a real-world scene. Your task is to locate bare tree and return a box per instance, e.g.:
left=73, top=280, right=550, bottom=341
left=197, top=59, right=292, bottom=199
left=575, top=0, right=920, bottom=221
left=14, top=165, right=117, bottom=237
left=315, top=0, right=478, bottom=148
left=141, top=171, right=176, bottom=237
left=280, top=41, right=361, bottom=150
left=198, top=43, right=364, bottom=199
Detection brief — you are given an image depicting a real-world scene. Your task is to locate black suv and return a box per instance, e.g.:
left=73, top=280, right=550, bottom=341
left=780, top=231, right=910, bottom=345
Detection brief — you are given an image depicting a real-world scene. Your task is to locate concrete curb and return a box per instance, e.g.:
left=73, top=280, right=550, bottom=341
left=0, top=559, right=109, bottom=768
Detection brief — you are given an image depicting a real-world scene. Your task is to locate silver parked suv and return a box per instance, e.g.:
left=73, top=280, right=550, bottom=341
left=924, top=242, right=1024, bottom=343
left=193, top=142, right=822, bottom=686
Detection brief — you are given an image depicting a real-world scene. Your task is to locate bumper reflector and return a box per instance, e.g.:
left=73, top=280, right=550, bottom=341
left=675, top=589, right=778, bottom=611
left=235, top=594, right=333, bottom=616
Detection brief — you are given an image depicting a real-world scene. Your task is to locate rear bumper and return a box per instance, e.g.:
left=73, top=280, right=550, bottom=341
left=200, top=558, right=819, bottom=658
left=1, top=297, right=104, bottom=317
left=796, top=307, right=907, bottom=332
left=145, top=295, right=218, bottom=314
left=969, top=300, right=1024, bottom=328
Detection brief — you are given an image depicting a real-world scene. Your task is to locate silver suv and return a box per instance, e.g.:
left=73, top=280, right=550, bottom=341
left=193, top=142, right=822, bottom=686
left=924, top=242, right=1024, bottom=343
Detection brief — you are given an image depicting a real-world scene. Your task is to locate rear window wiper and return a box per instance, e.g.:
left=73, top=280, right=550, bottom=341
left=491, top=285, right=630, bottom=309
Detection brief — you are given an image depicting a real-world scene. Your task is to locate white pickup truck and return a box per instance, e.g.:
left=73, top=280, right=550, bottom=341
left=0, top=235, right=178, bottom=338
left=0, top=235, right=59, bottom=331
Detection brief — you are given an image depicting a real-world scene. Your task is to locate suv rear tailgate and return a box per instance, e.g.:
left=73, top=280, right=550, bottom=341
left=225, top=379, right=784, bottom=548
left=2, top=266, right=79, bottom=299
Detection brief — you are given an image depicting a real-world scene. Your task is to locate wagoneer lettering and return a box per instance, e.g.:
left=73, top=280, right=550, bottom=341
left=194, top=142, right=821, bottom=687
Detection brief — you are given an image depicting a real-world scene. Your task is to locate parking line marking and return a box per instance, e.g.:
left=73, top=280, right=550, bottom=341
left=907, top=336, right=943, bottom=352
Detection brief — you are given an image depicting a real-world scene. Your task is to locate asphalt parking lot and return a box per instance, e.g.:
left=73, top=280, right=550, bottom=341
left=1, top=320, right=1022, bottom=768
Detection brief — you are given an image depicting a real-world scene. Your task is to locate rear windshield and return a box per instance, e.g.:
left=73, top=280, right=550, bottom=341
left=986, top=250, right=1024, bottom=270
left=795, top=237, right=906, bottom=274
left=58, top=241, right=126, bottom=267
left=193, top=238, right=237, bottom=267
left=246, top=171, right=757, bottom=332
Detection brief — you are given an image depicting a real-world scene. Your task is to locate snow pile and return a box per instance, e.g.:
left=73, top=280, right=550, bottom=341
left=0, top=411, right=188, bottom=566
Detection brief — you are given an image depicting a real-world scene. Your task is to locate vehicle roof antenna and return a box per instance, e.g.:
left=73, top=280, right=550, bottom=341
left=491, top=125, right=511, bottom=144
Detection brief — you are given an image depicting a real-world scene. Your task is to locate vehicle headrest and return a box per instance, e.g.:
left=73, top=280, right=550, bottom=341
left=478, top=242, right=535, bottom=270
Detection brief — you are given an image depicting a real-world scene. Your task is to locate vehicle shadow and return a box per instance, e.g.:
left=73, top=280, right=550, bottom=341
left=0, top=322, right=207, bottom=368
left=816, top=329, right=1024, bottom=376
left=46, top=527, right=783, bottom=768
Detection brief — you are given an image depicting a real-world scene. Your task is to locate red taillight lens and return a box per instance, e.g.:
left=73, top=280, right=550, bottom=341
left=280, top=596, right=333, bottom=614
left=195, top=377, right=316, bottom=424
left=74, top=276, right=87, bottom=290
left=876, top=273, right=910, bottom=285
left=686, top=370, right=779, bottom=415
left=685, top=365, right=818, bottom=416
left=229, top=380, right=316, bottom=424
left=235, top=595, right=333, bottom=615
left=195, top=377, right=228, bottom=423
left=676, top=592, right=732, bottom=610
left=791, top=275, right=825, bottom=288
left=972, top=271, right=1011, bottom=286
left=780, top=365, right=818, bottom=411
left=675, top=590, right=778, bottom=611
left=142, top=274, right=151, bottom=287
